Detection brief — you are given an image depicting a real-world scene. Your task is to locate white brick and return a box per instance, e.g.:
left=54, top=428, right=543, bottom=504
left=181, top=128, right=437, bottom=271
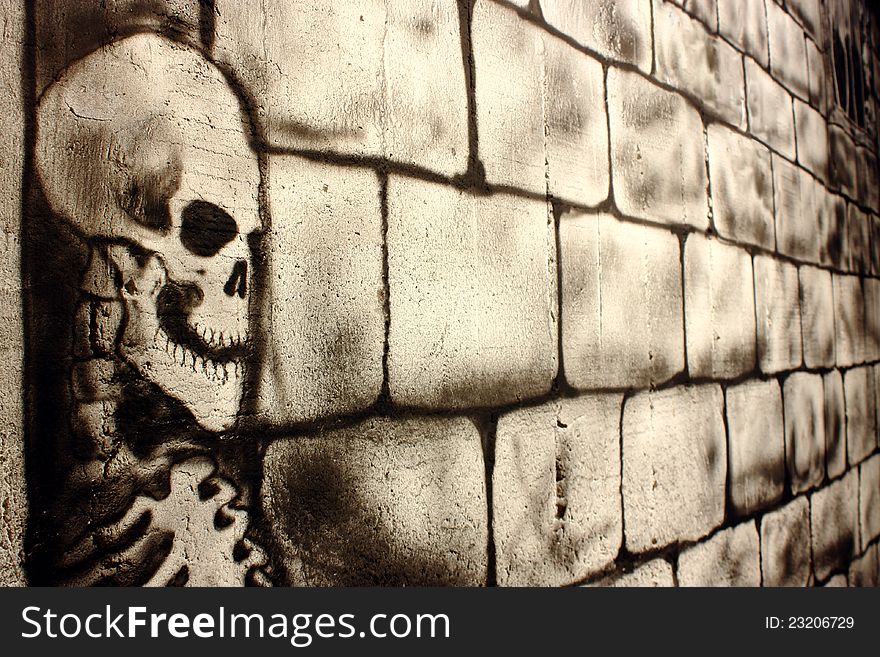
left=783, top=372, right=826, bottom=494
left=755, top=255, right=803, bottom=373
left=717, top=0, right=768, bottom=65
left=606, top=559, right=674, bottom=587
left=866, top=278, right=880, bottom=361
left=726, top=379, right=785, bottom=516
left=849, top=544, right=879, bottom=587
left=834, top=274, right=866, bottom=367
left=472, top=0, right=544, bottom=193
left=794, top=99, right=828, bottom=180
left=856, top=148, right=879, bottom=213
left=654, top=1, right=746, bottom=128
left=622, top=385, right=726, bottom=552
left=251, top=157, right=384, bottom=427
left=766, top=0, right=809, bottom=98
left=608, top=68, right=708, bottom=228
left=706, top=124, right=774, bottom=250
left=828, top=126, right=856, bottom=198
left=760, top=497, right=812, bottom=586
left=847, top=204, right=871, bottom=274
left=787, top=0, right=822, bottom=42
left=670, top=0, right=717, bottom=30
left=540, top=0, right=653, bottom=72
left=818, top=191, right=848, bottom=270
left=873, top=217, right=880, bottom=276
left=685, top=235, right=756, bottom=379
left=746, top=58, right=795, bottom=158
left=561, top=212, right=683, bottom=390
left=799, top=266, right=835, bottom=368
left=387, top=177, right=556, bottom=409
left=860, top=455, right=880, bottom=550
left=543, top=35, right=609, bottom=206
left=844, top=366, right=876, bottom=466
left=215, top=0, right=468, bottom=175
left=678, top=522, right=761, bottom=586
left=494, top=394, right=623, bottom=586
left=824, top=370, right=847, bottom=479
left=806, top=37, right=828, bottom=114
left=262, top=416, right=487, bottom=585
left=772, top=155, right=819, bottom=263
left=811, top=471, right=860, bottom=581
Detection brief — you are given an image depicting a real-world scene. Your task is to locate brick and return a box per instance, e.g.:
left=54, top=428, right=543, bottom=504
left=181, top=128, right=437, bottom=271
left=540, top=0, right=653, bottom=72
left=755, top=255, right=803, bottom=374
left=806, top=38, right=828, bottom=114
left=494, top=394, right=623, bottom=586
left=654, top=1, right=746, bottom=128
left=828, top=126, right=857, bottom=198
left=472, top=0, right=544, bottom=193
left=605, top=559, right=675, bottom=587
left=766, top=0, right=809, bottom=99
left=760, top=497, right=812, bottom=587
left=717, top=0, right=768, bottom=66
left=794, top=99, right=828, bottom=180
left=818, top=192, right=848, bottom=270
left=561, top=212, right=683, bottom=390
left=607, top=68, right=708, bottom=229
left=622, top=384, right=726, bottom=552
left=387, top=177, right=556, bottom=409
left=844, top=366, right=876, bottom=466
left=783, top=372, right=826, bottom=494
left=811, top=471, right=860, bottom=581
left=678, top=522, right=761, bottom=586
left=745, top=58, right=795, bottom=158
left=706, top=124, right=774, bottom=250
left=215, top=0, right=468, bottom=175
left=787, top=0, right=822, bottom=42
left=0, top=0, right=25, bottom=586
left=847, top=203, right=871, bottom=274
left=856, top=149, right=879, bottom=213
left=860, top=455, right=880, bottom=550
left=543, top=35, right=609, bottom=206
left=261, top=416, right=487, bottom=585
left=772, top=155, right=819, bottom=263
left=249, top=156, right=383, bottom=428
left=684, top=235, right=756, bottom=379
left=824, top=574, right=847, bottom=587
left=824, top=370, right=847, bottom=479
left=726, top=379, right=785, bottom=516
left=849, top=544, right=879, bottom=587
left=799, top=266, right=835, bottom=368
left=873, top=216, right=880, bottom=275
left=833, top=274, right=866, bottom=367
left=670, top=0, right=717, bottom=31
left=866, top=278, right=880, bottom=361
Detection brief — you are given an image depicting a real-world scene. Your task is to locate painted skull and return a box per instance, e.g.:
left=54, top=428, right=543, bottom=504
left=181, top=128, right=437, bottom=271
left=35, top=34, right=260, bottom=431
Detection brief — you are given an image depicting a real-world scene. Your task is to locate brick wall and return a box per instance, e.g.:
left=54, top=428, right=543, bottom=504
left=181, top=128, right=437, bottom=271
left=3, top=0, right=879, bottom=586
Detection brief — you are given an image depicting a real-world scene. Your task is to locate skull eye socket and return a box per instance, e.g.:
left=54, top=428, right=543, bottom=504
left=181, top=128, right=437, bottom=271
left=180, top=200, right=238, bottom=257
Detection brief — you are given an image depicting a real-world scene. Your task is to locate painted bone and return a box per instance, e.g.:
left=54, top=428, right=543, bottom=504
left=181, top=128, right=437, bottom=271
left=35, top=33, right=261, bottom=432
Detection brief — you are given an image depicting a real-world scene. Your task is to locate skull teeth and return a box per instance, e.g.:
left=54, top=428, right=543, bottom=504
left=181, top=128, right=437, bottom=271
left=191, top=321, right=245, bottom=350
left=155, top=327, right=240, bottom=384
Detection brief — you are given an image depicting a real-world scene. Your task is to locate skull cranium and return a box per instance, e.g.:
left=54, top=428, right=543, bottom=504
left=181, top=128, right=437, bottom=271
left=36, top=34, right=260, bottom=432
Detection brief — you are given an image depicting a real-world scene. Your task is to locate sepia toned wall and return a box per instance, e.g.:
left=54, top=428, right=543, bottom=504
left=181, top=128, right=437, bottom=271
left=1, top=0, right=879, bottom=586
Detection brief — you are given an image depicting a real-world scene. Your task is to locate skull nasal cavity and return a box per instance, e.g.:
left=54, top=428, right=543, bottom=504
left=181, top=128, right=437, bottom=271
left=180, top=200, right=238, bottom=257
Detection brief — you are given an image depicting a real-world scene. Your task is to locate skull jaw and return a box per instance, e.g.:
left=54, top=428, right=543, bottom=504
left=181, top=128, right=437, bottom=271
left=110, top=248, right=247, bottom=433
left=119, top=333, right=244, bottom=433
